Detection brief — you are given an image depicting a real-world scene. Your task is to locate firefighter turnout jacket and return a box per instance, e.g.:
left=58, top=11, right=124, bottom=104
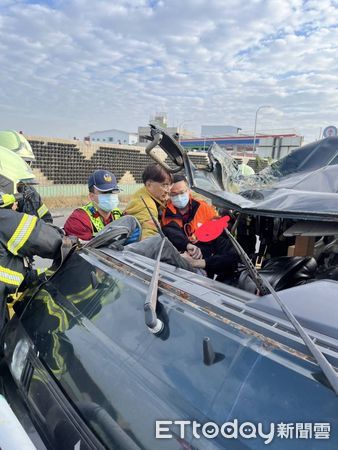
left=0, top=208, right=63, bottom=329
left=17, top=184, right=53, bottom=223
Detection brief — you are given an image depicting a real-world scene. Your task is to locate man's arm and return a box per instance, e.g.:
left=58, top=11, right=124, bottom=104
left=1, top=209, right=63, bottom=260
left=162, top=221, right=190, bottom=252
left=124, top=197, right=159, bottom=240
left=64, top=209, right=94, bottom=241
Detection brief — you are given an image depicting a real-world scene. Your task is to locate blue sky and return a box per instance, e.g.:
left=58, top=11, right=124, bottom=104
left=1, top=0, right=338, bottom=143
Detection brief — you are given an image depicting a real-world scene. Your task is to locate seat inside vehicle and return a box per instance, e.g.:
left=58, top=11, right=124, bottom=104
left=238, top=256, right=317, bottom=293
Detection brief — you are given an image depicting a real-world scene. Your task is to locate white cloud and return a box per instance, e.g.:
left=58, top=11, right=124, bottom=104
left=0, top=0, right=338, bottom=142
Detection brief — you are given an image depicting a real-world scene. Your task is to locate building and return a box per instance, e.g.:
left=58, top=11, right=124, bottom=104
left=201, top=125, right=241, bottom=137
left=138, top=112, right=172, bottom=144
left=89, top=129, right=138, bottom=145
left=138, top=125, right=198, bottom=144
left=138, top=111, right=198, bottom=144
left=180, top=133, right=303, bottom=159
left=151, top=112, right=168, bottom=128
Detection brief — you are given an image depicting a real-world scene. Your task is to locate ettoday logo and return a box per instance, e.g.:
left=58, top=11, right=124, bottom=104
left=155, top=420, right=331, bottom=444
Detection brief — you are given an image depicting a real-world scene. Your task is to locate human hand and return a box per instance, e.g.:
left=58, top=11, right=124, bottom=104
left=186, top=243, right=202, bottom=259
left=181, top=252, right=206, bottom=268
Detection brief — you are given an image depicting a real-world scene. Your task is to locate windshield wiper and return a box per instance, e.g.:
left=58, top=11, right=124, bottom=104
left=224, top=228, right=338, bottom=395
left=144, top=238, right=166, bottom=335
left=140, top=195, right=166, bottom=335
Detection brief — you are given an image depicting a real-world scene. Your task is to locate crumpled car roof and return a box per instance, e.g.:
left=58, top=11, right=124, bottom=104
left=184, top=136, right=338, bottom=221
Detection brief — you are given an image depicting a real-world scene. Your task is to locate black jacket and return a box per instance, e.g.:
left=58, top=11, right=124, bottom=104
left=0, top=209, right=62, bottom=330
left=17, top=185, right=53, bottom=223
left=162, top=221, right=239, bottom=279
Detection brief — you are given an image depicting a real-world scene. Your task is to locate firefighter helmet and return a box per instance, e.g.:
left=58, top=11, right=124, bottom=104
left=0, top=145, right=36, bottom=198
left=0, top=130, right=35, bottom=162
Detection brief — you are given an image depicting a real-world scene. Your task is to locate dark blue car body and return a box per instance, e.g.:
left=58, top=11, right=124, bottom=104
left=1, top=243, right=338, bottom=449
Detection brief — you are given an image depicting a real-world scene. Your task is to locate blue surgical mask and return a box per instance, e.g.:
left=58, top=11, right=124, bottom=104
left=97, top=193, right=119, bottom=212
left=171, top=192, right=189, bottom=209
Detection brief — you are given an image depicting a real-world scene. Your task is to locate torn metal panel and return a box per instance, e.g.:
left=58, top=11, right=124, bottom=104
left=187, top=138, right=338, bottom=221
left=147, top=127, right=338, bottom=221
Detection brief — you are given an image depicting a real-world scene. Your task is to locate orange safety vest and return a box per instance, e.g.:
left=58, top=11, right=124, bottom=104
left=161, top=197, right=217, bottom=237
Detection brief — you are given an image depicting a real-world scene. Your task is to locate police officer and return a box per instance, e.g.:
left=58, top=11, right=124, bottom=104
left=0, top=129, right=53, bottom=223
left=64, top=169, right=122, bottom=241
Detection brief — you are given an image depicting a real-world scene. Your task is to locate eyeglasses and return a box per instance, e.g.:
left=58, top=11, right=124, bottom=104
left=152, top=181, right=172, bottom=189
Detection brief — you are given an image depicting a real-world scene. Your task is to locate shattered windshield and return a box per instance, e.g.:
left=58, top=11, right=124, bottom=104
left=188, top=137, right=338, bottom=221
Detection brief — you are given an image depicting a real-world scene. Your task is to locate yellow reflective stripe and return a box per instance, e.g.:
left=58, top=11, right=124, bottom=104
left=45, top=268, right=55, bottom=278
left=36, top=291, right=69, bottom=332
left=52, top=333, right=64, bottom=376
left=37, top=204, right=48, bottom=218
left=0, top=194, right=16, bottom=208
left=101, top=282, right=121, bottom=306
left=46, top=301, right=69, bottom=332
left=7, top=214, right=37, bottom=255
left=66, top=285, right=95, bottom=303
left=0, top=266, right=24, bottom=286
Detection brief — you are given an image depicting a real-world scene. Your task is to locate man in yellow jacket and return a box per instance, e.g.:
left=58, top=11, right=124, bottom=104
left=124, top=164, right=172, bottom=240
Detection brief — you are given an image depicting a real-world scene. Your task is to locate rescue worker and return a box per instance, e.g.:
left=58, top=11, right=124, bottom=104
left=64, top=169, right=122, bottom=240
left=0, top=130, right=53, bottom=223
left=124, top=164, right=172, bottom=240
left=0, top=149, right=67, bottom=331
left=161, top=174, right=239, bottom=280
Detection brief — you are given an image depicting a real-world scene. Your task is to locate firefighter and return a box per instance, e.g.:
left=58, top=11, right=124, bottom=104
left=0, top=148, right=71, bottom=331
left=0, top=129, right=53, bottom=223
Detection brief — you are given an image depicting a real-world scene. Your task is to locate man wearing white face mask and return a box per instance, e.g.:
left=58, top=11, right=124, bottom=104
left=162, top=175, right=216, bottom=254
left=64, top=169, right=122, bottom=241
left=162, top=175, right=239, bottom=281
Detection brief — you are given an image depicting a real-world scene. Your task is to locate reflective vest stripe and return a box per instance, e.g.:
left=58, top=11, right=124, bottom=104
left=7, top=214, right=37, bottom=255
left=37, top=204, right=48, bottom=218
left=0, top=266, right=24, bottom=286
left=112, top=209, right=122, bottom=220
left=80, top=202, right=122, bottom=236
